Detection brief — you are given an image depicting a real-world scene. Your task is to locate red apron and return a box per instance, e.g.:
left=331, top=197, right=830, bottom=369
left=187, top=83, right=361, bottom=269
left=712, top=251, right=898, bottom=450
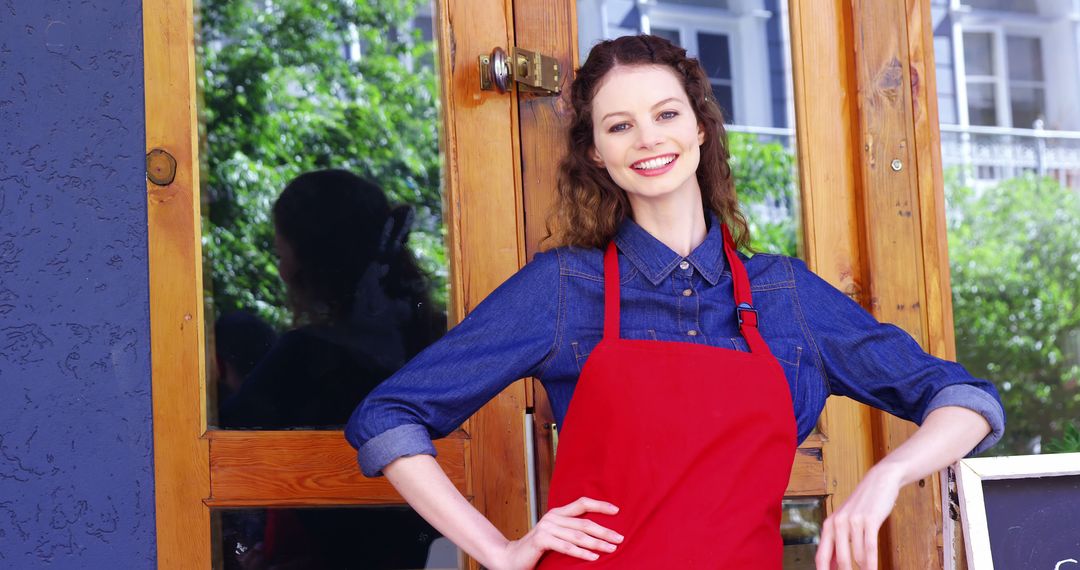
left=537, top=224, right=797, bottom=569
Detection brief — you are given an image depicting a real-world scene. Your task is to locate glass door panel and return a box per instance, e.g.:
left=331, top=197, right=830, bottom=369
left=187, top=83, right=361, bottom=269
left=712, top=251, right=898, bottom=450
left=194, top=0, right=450, bottom=431
left=193, top=1, right=460, bottom=566
left=213, top=506, right=459, bottom=569
left=781, top=497, right=825, bottom=569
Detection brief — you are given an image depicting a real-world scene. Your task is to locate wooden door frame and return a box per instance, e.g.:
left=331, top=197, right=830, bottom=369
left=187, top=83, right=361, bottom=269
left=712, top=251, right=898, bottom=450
left=516, top=1, right=956, bottom=568
left=146, top=0, right=956, bottom=567
left=144, top=0, right=531, bottom=567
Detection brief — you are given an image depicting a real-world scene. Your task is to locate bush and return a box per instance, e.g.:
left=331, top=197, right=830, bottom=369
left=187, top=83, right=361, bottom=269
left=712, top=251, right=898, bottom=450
left=946, top=172, right=1080, bottom=454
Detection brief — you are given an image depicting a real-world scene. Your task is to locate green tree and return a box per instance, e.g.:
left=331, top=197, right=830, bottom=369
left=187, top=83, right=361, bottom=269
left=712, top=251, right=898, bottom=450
left=729, top=132, right=800, bottom=256
left=198, top=0, right=444, bottom=330
left=946, top=172, right=1080, bottom=454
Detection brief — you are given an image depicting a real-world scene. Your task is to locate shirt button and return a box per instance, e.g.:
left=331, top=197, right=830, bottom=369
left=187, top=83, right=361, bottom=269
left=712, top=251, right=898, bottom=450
left=679, top=261, right=690, bottom=270
left=687, top=329, right=698, bottom=336
left=682, top=289, right=693, bottom=297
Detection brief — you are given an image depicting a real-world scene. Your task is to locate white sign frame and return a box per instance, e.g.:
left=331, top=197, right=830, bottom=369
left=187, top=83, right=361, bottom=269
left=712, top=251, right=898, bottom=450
left=954, top=452, right=1080, bottom=569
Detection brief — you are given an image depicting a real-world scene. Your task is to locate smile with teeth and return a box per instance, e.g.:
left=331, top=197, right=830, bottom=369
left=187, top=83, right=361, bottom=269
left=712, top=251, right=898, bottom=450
left=632, top=154, right=677, bottom=170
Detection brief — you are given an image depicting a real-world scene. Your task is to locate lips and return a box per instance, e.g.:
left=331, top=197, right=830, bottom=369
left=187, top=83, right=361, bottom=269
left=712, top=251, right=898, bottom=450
left=631, top=153, right=678, bottom=177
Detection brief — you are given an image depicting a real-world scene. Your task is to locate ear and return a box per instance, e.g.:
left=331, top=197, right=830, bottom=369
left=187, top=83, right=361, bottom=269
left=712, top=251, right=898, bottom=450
left=697, top=124, right=706, bottom=146
left=590, top=147, right=605, bottom=167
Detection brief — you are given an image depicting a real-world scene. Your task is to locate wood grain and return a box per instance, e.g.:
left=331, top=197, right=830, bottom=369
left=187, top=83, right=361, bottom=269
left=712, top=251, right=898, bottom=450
left=906, top=0, right=958, bottom=565
left=207, top=431, right=468, bottom=505
left=850, top=0, right=947, bottom=566
left=439, top=0, right=533, bottom=553
left=143, top=0, right=212, bottom=567
left=512, top=0, right=577, bottom=523
left=514, top=0, right=576, bottom=259
left=786, top=439, right=827, bottom=497
left=788, top=0, right=877, bottom=531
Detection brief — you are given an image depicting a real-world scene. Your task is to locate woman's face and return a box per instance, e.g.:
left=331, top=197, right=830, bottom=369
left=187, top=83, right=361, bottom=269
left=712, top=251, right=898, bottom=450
left=274, top=231, right=298, bottom=289
left=590, top=65, right=705, bottom=209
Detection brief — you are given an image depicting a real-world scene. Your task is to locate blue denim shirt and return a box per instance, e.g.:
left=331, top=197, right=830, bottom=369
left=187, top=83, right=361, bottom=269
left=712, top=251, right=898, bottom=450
left=346, top=214, right=1005, bottom=477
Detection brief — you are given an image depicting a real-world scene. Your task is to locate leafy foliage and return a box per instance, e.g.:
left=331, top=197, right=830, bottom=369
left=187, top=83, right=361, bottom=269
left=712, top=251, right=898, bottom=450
left=729, top=132, right=800, bottom=256
left=946, top=172, right=1080, bottom=454
left=198, top=0, right=443, bottom=330
left=1044, top=421, right=1080, bottom=454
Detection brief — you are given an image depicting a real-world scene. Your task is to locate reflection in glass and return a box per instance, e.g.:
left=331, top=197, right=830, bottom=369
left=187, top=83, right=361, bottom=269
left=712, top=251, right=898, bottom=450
left=195, top=0, right=447, bottom=429
left=217, top=171, right=446, bottom=429
left=781, top=497, right=824, bottom=569
left=576, top=0, right=802, bottom=257
left=213, top=506, right=459, bottom=569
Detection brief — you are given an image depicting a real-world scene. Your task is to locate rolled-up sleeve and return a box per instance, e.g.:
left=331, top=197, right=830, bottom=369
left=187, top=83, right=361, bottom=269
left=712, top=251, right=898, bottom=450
left=345, top=249, right=563, bottom=476
left=789, top=258, right=1005, bottom=455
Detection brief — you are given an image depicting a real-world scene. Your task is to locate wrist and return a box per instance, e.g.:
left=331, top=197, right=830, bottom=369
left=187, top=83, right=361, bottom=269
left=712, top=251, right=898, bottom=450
left=477, top=537, right=513, bottom=570
left=872, top=456, right=921, bottom=487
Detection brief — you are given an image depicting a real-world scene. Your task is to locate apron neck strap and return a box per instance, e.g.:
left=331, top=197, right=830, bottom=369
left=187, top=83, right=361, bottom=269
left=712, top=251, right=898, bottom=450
left=721, top=224, right=769, bottom=353
left=602, top=222, right=763, bottom=345
left=721, top=223, right=758, bottom=328
left=603, top=241, right=621, bottom=340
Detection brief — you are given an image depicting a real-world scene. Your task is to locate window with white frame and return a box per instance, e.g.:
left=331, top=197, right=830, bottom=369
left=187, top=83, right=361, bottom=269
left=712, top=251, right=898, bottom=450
left=962, top=29, right=1046, bottom=128
left=644, top=9, right=755, bottom=125
left=697, top=32, right=736, bottom=124
left=578, top=0, right=782, bottom=128
left=652, top=25, right=736, bottom=122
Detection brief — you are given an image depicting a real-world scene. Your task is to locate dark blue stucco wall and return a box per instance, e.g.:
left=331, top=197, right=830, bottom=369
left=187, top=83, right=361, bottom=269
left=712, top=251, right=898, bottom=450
left=0, top=0, right=156, bottom=567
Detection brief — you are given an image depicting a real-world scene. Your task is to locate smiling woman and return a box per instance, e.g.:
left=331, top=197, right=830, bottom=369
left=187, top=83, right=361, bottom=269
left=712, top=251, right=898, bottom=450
left=590, top=68, right=707, bottom=213
left=345, top=34, right=1003, bottom=570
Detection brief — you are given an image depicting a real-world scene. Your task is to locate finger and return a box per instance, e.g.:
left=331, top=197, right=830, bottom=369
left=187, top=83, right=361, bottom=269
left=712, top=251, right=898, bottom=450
left=834, top=516, right=852, bottom=570
left=864, top=521, right=880, bottom=570
left=554, top=497, right=619, bottom=517
left=550, top=525, right=618, bottom=554
left=564, top=517, right=624, bottom=544
left=540, top=534, right=601, bottom=562
left=815, top=518, right=835, bottom=570
left=850, top=516, right=866, bottom=568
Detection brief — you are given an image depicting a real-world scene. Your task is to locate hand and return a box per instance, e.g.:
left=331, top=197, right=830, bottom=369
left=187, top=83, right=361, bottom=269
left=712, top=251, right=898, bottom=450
left=491, top=497, right=623, bottom=570
left=815, top=464, right=904, bottom=570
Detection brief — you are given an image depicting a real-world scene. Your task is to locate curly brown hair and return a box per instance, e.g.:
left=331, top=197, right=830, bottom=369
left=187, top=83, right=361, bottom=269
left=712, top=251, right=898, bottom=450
left=543, top=34, right=750, bottom=251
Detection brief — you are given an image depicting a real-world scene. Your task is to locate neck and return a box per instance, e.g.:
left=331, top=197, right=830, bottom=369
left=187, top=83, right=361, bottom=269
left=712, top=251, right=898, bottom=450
left=626, top=191, right=708, bottom=257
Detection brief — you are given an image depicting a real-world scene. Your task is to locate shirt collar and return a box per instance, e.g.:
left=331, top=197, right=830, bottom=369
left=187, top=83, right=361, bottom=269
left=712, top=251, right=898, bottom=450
left=612, top=211, right=727, bottom=286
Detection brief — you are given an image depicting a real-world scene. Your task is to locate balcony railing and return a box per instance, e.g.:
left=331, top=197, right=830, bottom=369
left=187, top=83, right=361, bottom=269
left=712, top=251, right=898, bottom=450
left=728, top=123, right=1080, bottom=191
left=940, top=124, right=1080, bottom=190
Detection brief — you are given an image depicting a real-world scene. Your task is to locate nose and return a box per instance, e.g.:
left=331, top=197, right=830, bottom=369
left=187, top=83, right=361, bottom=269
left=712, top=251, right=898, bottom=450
left=634, top=121, right=663, bottom=150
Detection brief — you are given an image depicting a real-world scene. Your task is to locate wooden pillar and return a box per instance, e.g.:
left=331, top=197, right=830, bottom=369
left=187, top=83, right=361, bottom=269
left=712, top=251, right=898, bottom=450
left=788, top=0, right=879, bottom=555
left=144, top=0, right=213, bottom=566
left=848, top=0, right=954, bottom=567
left=439, top=0, right=533, bottom=559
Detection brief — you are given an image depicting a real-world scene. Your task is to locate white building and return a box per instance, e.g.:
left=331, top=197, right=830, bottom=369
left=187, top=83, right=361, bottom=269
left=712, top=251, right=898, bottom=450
left=577, top=0, right=1080, bottom=190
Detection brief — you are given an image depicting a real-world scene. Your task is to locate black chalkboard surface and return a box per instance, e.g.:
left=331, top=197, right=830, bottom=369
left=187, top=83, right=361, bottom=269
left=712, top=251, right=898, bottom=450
left=956, top=453, right=1080, bottom=570
left=983, top=475, right=1080, bottom=569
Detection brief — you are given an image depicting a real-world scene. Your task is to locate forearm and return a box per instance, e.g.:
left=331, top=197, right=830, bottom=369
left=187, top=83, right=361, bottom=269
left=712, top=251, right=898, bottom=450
left=383, top=454, right=509, bottom=568
left=875, top=405, right=992, bottom=485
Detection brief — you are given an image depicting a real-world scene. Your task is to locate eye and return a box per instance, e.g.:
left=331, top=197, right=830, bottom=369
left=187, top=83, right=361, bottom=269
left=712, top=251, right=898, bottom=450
left=658, top=110, right=679, bottom=121
left=608, top=122, right=631, bottom=133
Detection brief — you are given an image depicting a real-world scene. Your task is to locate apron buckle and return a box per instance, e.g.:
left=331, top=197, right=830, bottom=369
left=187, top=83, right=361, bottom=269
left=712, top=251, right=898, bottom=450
left=737, top=302, right=758, bottom=328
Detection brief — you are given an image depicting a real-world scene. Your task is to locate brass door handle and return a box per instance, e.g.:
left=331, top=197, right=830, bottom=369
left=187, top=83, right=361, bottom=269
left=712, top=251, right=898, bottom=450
left=478, top=47, right=561, bottom=95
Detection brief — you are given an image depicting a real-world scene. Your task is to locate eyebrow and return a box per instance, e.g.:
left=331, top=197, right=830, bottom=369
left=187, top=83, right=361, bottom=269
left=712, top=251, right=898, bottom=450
left=600, top=97, right=685, bottom=123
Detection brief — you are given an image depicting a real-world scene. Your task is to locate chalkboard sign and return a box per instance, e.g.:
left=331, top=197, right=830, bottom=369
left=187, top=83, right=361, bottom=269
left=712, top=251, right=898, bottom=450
left=956, top=452, right=1080, bottom=569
